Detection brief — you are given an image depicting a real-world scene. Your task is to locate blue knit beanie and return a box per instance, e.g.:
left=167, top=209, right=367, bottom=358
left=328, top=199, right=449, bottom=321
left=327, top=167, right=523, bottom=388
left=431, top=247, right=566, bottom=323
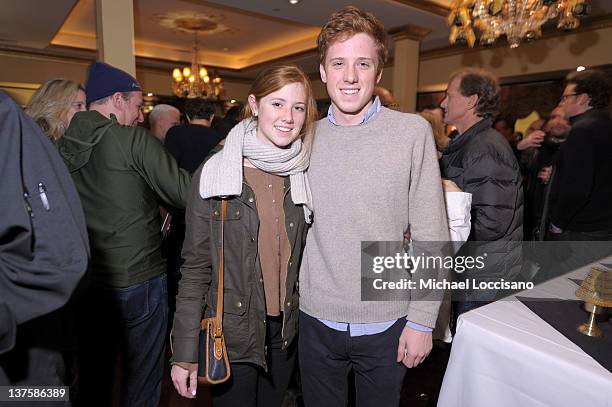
left=85, top=61, right=142, bottom=105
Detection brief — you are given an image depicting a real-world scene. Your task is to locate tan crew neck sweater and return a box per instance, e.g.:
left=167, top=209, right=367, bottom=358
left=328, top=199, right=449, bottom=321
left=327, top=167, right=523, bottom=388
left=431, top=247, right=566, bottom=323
left=299, top=107, right=450, bottom=328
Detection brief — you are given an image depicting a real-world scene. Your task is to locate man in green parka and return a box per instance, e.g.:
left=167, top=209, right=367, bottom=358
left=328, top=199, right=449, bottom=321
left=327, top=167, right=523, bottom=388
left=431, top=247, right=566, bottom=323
left=58, top=61, right=191, bottom=407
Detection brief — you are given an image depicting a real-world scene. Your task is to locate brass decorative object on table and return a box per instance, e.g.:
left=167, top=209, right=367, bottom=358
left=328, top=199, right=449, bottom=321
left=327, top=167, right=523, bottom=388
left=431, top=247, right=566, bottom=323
left=575, top=265, right=612, bottom=337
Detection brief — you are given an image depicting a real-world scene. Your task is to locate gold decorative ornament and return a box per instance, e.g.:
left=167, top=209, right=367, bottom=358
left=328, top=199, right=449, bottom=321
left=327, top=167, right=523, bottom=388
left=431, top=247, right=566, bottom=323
left=575, top=264, right=612, bottom=337
left=447, top=0, right=590, bottom=48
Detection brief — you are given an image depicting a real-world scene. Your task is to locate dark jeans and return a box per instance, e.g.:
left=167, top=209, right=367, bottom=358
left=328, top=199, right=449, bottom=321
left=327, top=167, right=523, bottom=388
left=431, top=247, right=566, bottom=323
left=211, top=315, right=296, bottom=407
left=298, top=312, right=407, bottom=407
left=74, top=274, right=168, bottom=407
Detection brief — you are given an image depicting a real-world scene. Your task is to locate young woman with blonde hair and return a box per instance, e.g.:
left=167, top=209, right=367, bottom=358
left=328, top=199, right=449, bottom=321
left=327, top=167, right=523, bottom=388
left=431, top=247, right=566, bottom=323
left=171, top=64, right=316, bottom=406
left=419, top=110, right=450, bottom=153
left=25, top=79, right=86, bottom=141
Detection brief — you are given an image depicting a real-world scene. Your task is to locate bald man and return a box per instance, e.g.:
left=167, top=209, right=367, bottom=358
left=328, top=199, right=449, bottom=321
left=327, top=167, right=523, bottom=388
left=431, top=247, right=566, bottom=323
left=149, top=104, right=181, bottom=142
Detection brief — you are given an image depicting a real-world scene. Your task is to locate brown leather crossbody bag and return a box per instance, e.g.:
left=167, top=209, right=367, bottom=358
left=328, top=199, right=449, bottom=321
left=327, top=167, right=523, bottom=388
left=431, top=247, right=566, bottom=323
left=197, top=199, right=231, bottom=384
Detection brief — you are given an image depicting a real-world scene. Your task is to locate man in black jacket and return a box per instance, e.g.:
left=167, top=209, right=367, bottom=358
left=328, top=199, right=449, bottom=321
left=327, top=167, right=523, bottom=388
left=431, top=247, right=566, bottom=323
left=165, top=98, right=223, bottom=173
left=548, top=70, right=612, bottom=267
left=0, top=92, right=89, bottom=388
left=521, top=107, right=570, bottom=240
left=439, top=68, right=523, bottom=316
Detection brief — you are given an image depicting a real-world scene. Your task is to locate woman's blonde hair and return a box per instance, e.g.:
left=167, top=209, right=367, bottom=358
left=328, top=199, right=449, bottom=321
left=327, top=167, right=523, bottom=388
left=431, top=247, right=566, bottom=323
left=244, top=64, right=317, bottom=156
left=25, top=79, right=84, bottom=141
left=419, top=111, right=450, bottom=152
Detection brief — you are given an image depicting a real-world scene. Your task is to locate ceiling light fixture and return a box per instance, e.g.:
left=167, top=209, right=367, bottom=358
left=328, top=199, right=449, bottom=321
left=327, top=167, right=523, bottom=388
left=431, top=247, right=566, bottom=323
left=576, top=65, right=586, bottom=71
left=448, top=0, right=590, bottom=49
left=289, top=0, right=300, bottom=5
left=171, top=30, right=224, bottom=99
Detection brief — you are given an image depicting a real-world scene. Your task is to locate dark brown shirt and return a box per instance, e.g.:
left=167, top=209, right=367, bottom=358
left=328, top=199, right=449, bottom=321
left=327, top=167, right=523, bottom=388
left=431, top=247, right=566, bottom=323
left=244, top=166, right=290, bottom=316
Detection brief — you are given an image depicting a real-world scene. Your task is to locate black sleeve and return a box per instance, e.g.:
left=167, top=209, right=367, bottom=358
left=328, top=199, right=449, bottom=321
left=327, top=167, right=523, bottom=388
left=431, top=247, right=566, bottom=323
left=171, top=168, right=212, bottom=363
left=164, top=129, right=181, bottom=161
left=550, top=128, right=596, bottom=228
left=462, top=152, right=522, bottom=241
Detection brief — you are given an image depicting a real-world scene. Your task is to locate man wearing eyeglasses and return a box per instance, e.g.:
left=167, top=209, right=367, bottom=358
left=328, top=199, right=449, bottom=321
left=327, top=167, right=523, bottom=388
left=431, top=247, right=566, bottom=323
left=548, top=69, right=612, bottom=250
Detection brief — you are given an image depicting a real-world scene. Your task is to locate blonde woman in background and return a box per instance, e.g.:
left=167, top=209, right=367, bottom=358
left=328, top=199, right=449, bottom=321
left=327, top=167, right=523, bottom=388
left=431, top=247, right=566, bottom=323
left=419, top=109, right=450, bottom=154
left=25, top=79, right=86, bottom=141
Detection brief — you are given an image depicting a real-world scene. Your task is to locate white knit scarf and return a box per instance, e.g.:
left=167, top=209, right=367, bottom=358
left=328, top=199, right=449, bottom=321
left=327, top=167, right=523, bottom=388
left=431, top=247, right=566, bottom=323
left=199, top=118, right=313, bottom=223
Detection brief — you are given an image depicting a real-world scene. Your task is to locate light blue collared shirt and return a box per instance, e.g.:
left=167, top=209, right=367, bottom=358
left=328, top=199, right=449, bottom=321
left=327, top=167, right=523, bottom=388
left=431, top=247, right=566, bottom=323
left=319, top=96, right=432, bottom=337
left=327, top=96, right=381, bottom=126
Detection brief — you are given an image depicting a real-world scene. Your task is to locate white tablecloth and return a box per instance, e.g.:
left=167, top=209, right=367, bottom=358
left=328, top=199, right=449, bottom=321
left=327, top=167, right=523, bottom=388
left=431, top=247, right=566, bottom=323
left=438, top=265, right=612, bottom=407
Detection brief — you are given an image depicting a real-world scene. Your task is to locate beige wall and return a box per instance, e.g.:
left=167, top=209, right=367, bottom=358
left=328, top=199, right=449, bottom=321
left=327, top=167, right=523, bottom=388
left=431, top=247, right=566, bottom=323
left=0, top=82, right=40, bottom=106
left=0, top=51, right=89, bottom=105
left=2, top=24, right=610, bottom=104
left=311, top=78, right=327, bottom=100
left=0, top=51, right=89, bottom=85
left=418, top=25, right=612, bottom=92
left=0, top=51, right=253, bottom=103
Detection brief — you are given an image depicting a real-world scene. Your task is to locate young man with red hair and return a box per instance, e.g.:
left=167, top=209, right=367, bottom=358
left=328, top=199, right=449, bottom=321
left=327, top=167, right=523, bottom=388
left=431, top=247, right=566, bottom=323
left=299, top=7, right=449, bottom=406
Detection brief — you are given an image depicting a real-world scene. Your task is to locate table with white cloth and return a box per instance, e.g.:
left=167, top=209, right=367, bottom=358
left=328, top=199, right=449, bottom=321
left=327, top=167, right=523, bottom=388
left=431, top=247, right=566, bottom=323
left=437, top=263, right=612, bottom=407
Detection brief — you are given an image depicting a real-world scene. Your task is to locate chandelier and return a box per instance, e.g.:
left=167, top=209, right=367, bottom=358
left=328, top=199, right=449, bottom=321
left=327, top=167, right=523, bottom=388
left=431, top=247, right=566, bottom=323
left=171, top=31, right=224, bottom=99
left=448, top=0, right=590, bottom=48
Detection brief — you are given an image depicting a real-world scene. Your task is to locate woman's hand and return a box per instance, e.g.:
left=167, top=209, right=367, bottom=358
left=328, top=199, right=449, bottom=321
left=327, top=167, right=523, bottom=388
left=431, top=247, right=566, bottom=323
left=517, top=130, right=545, bottom=151
left=538, top=166, right=552, bottom=184
left=442, top=179, right=462, bottom=193
left=171, top=364, right=198, bottom=399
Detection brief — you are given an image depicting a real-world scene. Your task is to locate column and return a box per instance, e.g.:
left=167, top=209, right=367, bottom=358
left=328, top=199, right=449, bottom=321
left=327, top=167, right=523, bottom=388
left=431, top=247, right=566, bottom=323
left=390, top=25, right=431, bottom=113
left=95, top=0, right=136, bottom=76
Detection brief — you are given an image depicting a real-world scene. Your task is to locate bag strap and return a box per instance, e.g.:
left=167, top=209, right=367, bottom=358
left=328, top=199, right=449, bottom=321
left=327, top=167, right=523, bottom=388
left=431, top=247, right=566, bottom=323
left=214, top=199, right=227, bottom=338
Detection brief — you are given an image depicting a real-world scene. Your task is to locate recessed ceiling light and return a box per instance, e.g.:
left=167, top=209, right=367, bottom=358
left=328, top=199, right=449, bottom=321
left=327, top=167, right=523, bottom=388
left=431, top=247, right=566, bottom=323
left=147, top=92, right=153, bottom=97
left=576, top=66, right=586, bottom=71
left=289, top=0, right=299, bottom=4
left=230, top=99, right=236, bottom=104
